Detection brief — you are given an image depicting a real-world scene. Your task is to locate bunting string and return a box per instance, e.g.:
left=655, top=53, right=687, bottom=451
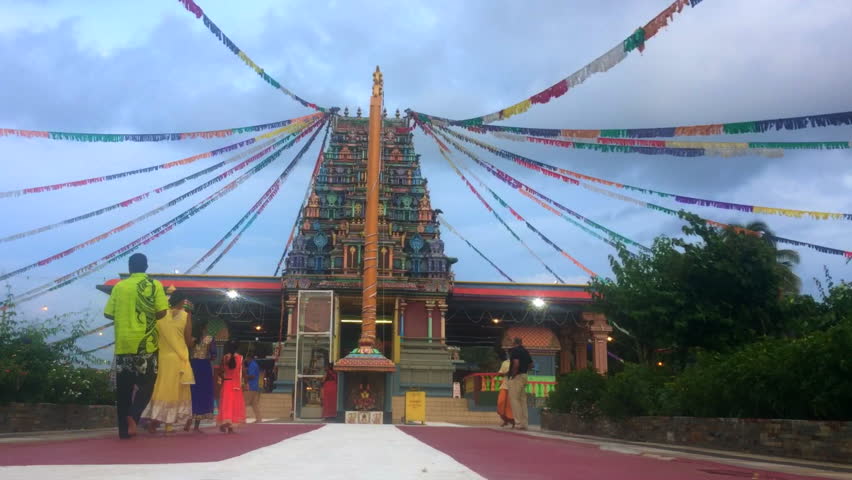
left=430, top=126, right=649, bottom=254
left=273, top=125, right=332, bottom=276
left=203, top=124, right=326, bottom=273
left=415, top=0, right=703, bottom=125
left=424, top=125, right=597, bottom=277
left=177, top=0, right=327, bottom=112
left=0, top=130, right=301, bottom=243
left=445, top=127, right=852, bottom=221
left=437, top=215, right=515, bottom=282
left=82, top=342, right=114, bottom=355
left=3, top=120, right=324, bottom=307
left=0, top=117, right=316, bottom=199
left=0, top=112, right=322, bottom=143
left=434, top=147, right=568, bottom=283
left=0, top=118, right=324, bottom=285
left=191, top=121, right=328, bottom=274
left=438, top=127, right=852, bottom=259
left=415, top=109, right=852, bottom=139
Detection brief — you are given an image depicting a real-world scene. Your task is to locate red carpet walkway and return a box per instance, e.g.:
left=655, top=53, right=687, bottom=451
left=0, top=424, right=322, bottom=466
left=400, top=427, right=824, bottom=480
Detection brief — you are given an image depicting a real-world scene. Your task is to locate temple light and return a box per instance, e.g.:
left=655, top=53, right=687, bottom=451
left=174, top=269, right=180, bottom=274
left=657, top=361, right=664, bottom=367
left=226, top=289, right=240, bottom=299
left=254, top=325, right=262, bottom=331
left=607, top=336, right=613, bottom=342
left=531, top=298, right=546, bottom=309
left=491, top=318, right=501, bottom=324
left=40, top=306, right=48, bottom=312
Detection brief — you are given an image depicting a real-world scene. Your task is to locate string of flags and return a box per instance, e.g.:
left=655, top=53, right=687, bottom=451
left=0, top=119, right=324, bottom=294
left=0, top=133, right=298, bottom=244
left=435, top=147, right=569, bottom=282
left=177, top=0, right=327, bottom=112
left=0, top=112, right=322, bottom=143
left=415, top=110, right=852, bottom=139
left=431, top=126, right=649, bottom=254
left=439, top=126, right=852, bottom=260
left=191, top=121, right=329, bottom=274
left=437, top=215, right=515, bottom=283
left=445, top=127, right=852, bottom=221
left=274, top=126, right=333, bottom=276
left=0, top=118, right=315, bottom=199
left=427, top=125, right=597, bottom=278
left=416, top=0, right=704, bottom=125
left=447, top=130, right=852, bottom=224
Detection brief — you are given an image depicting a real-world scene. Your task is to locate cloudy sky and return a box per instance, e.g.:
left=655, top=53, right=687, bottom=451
left=1, top=0, right=851, bottom=352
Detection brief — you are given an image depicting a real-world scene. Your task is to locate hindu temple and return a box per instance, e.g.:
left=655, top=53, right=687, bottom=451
left=98, top=68, right=612, bottom=425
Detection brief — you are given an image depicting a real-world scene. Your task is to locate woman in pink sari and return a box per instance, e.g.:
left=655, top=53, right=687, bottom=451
left=321, top=363, right=338, bottom=420
left=217, top=339, right=245, bottom=433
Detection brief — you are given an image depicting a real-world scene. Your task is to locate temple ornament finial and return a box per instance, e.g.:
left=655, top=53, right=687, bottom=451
left=372, top=66, right=383, bottom=97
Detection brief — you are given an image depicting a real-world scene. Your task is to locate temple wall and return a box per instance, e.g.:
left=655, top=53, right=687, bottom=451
left=404, top=301, right=428, bottom=338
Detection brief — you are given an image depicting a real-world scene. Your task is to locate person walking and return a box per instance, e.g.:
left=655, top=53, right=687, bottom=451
left=217, top=340, right=246, bottom=433
left=507, top=337, right=533, bottom=430
left=141, top=292, right=195, bottom=434
left=185, top=317, right=216, bottom=432
left=104, top=253, right=169, bottom=439
left=244, top=352, right=262, bottom=424
left=496, top=351, right=514, bottom=428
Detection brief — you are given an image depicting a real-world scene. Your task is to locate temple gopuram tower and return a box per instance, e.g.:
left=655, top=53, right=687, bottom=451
left=277, top=70, right=457, bottom=421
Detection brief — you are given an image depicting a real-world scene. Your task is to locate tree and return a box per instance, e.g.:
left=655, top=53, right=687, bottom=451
left=589, top=213, right=787, bottom=368
left=731, top=220, right=801, bottom=295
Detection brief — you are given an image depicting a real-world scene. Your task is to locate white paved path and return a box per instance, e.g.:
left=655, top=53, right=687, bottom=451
left=0, top=424, right=485, bottom=480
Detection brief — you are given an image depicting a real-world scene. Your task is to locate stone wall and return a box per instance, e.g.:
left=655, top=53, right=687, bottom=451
left=0, top=403, right=116, bottom=433
left=541, top=411, right=852, bottom=464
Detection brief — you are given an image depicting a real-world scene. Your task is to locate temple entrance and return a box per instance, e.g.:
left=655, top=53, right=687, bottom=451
left=294, top=290, right=334, bottom=420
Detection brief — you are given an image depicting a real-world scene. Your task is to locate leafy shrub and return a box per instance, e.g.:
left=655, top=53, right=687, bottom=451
left=599, top=363, right=670, bottom=418
left=664, top=318, right=852, bottom=420
left=546, top=369, right=607, bottom=418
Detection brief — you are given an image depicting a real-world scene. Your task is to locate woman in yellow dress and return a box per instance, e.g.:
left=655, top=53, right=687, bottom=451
left=142, top=292, right=195, bottom=434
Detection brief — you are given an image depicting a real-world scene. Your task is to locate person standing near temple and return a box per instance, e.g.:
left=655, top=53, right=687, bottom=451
left=104, top=253, right=169, bottom=439
left=496, top=350, right=514, bottom=428
left=321, top=363, right=338, bottom=420
left=217, top=339, right=246, bottom=433
left=185, top=317, right=216, bottom=432
left=507, top=337, right=533, bottom=431
left=244, top=352, right=262, bottom=424
left=141, top=291, right=195, bottom=434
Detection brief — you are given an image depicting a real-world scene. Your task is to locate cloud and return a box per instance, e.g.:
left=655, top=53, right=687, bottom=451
left=0, top=0, right=851, bottom=328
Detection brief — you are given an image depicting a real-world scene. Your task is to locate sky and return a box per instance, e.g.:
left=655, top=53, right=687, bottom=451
left=1, top=0, right=851, bottom=354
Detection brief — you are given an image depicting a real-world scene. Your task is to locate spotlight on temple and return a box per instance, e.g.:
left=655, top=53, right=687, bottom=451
left=607, top=336, right=614, bottom=342
left=491, top=318, right=501, bottom=324
left=531, top=297, right=546, bottom=309
left=254, top=325, right=262, bottom=331
left=174, top=269, right=180, bottom=274
left=657, top=361, right=664, bottom=367
left=226, top=289, right=240, bottom=299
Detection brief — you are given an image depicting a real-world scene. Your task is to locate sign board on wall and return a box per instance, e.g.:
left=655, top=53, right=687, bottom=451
left=404, top=391, right=426, bottom=425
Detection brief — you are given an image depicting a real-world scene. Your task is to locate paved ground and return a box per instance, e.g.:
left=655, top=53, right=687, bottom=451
left=0, top=424, right=848, bottom=480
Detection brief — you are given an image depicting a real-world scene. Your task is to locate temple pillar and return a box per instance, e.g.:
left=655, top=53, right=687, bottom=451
left=584, top=312, right=613, bottom=374
left=425, top=300, right=435, bottom=343
left=285, top=295, right=297, bottom=336
left=559, top=328, right=572, bottom=374
left=392, top=297, right=401, bottom=364
left=438, top=301, right=447, bottom=343
left=573, top=332, right=588, bottom=371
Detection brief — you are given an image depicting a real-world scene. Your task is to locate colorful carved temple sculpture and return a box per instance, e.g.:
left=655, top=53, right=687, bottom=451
left=277, top=108, right=459, bottom=417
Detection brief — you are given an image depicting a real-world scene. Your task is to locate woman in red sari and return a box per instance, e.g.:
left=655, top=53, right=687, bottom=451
left=321, top=363, right=338, bottom=420
left=217, top=340, right=246, bottom=433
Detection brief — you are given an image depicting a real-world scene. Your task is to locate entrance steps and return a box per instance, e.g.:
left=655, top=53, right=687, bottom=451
left=392, top=396, right=499, bottom=426
left=254, top=392, right=293, bottom=421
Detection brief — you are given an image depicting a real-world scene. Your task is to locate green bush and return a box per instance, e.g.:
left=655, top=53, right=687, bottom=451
left=599, top=363, right=670, bottom=418
left=664, top=318, right=852, bottom=420
left=546, top=369, right=607, bottom=418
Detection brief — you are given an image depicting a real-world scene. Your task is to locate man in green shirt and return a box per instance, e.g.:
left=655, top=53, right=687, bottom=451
left=104, top=253, right=169, bottom=439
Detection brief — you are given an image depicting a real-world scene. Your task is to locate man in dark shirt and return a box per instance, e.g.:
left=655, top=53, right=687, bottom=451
left=507, top=337, right=533, bottom=430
